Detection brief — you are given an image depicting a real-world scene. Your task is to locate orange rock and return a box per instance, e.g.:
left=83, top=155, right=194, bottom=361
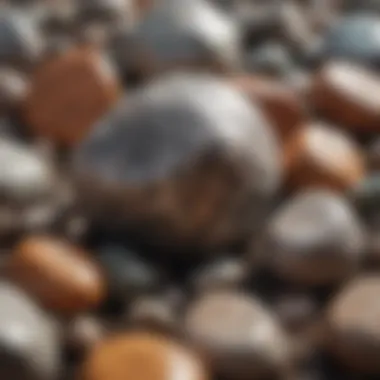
left=24, top=47, right=120, bottom=146
left=284, top=122, right=365, bottom=191
left=232, top=75, right=305, bottom=141
left=312, top=61, right=380, bottom=132
left=9, top=236, right=106, bottom=314
left=80, top=332, right=208, bottom=380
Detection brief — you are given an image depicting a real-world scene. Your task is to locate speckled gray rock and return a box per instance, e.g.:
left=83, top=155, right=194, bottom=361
left=73, top=72, right=281, bottom=251
left=131, top=0, right=241, bottom=74
left=0, top=281, right=61, bottom=380
left=264, top=190, right=365, bottom=286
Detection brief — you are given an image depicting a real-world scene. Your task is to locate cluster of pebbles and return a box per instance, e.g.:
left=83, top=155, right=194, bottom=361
left=1, top=0, right=380, bottom=379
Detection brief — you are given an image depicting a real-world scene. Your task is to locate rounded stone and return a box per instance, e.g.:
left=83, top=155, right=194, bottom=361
left=312, top=62, right=380, bottom=132
left=0, top=281, right=61, bottom=380
left=73, top=72, right=281, bottom=251
left=264, top=190, right=365, bottom=286
left=9, top=235, right=106, bottom=314
left=284, top=122, right=365, bottom=191
left=321, top=14, right=380, bottom=67
left=184, top=290, right=289, bottom=380
left=131, top=0, right=241, bottom=75
left=80, top=332, right=208, bottom=380
left=0, top=9, right=44, bottom=70
left=23, top=46, right=121, bottom=146
left=326, top=275, right=380, bottom=373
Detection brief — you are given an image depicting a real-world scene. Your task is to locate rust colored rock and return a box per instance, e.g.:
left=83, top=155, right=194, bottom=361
left=23, top=47, right=121, bottom=146
left=232, top=75, right=305, bottom=141
left=184, top=290, right=290, bottom=380
left=284, top=122, right=365, bottom=191
left=80, top=332, right=208, bottom=380
left=312, top=62, right=380, bottom=132
left=9, top=235, right=106, bottom=314
left=326, top=275, right=380, bottom=373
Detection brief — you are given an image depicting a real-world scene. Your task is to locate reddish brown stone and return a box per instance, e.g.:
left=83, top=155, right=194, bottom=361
left=326, top=275, right=380, bottom=373
left=232, top=75, right=305, bottom=141
left=80, top=332, right=208, bottom=380
left=9, top=236, right=106, bottom=314
left=283, top=122, right=365, bottom=191
left=312, top=62, right=380, bottom=132
left=24, top=47, right=121, bottom=146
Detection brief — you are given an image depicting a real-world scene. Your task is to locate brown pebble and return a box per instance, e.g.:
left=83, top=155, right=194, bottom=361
left=284, top=122, right=365, bottom=191
left=326, top=275, right=380, bottom=373
left=23, top=47, right=121, bottom=146
left=9, top=235, right=106, bottom=314
left=312, top=61, right=380, bottom=132
left=80, top=332, right=208, bottom=380
left=184, top=290, right=290, bottom=380
left=232, top=75, right=305, bottom=141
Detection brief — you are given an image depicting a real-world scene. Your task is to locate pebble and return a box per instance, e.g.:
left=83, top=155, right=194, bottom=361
left=184, top=290, right=290, bottom=380
left=326, top=275, right=380, bottom=373
left=321, top=13, right=380, bottom=67
left=284, top=122, right=365, bottom=191
left=131, top=0, right=241, bottom=76
left=8, top=235, right=106, bottom=314
left=73, top=72, right=281, bottom=251
left=0, top=281, right=61, bottom=380
left=264, top=189, right=365, bottom=286
left=80, top=332, right=208, bottom=380
left=312, top=62, right=380, bottom=132
left=23, top=46, right=121, bottom=146
left=0, top=8, right=44, bottom=70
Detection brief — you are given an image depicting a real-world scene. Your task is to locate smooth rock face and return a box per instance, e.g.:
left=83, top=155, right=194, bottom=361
left=284, top=122, right=365, bottom=191
left=74, top=72, right=281, bottom=251
left=132, top=0, right=241, bottom=75
left=184, top=291, right=289, bottom=380
left=23, top=47, right=121, bottom=146
left=0, top=281, right=61, bottom=380
left=321, top=14, right=380, bottom=67
left=326, top=275, right=380, bottom=373
left=264, top=190, right=365, bottom=286
left=9, top=236, right=106, bottom=314
left=80, top=332, right=208, bottom=380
